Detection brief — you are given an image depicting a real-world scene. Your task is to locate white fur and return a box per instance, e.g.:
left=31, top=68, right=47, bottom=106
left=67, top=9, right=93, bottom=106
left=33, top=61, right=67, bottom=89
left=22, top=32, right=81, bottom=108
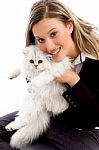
left=6, top=45, right=72, bottom=149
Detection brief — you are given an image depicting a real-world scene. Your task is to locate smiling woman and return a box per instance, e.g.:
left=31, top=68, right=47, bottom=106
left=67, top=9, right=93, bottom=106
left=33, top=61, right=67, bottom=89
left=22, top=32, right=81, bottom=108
left=32, top=18, right=77, bottom=62
left=0, top=0, right=99, bottom=150
left=0, top=0, right=98, bottom=118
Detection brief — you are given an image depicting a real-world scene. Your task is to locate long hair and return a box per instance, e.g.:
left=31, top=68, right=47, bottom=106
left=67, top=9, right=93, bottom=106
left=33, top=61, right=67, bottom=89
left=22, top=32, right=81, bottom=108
left=25, top=0, right=99, bottom=59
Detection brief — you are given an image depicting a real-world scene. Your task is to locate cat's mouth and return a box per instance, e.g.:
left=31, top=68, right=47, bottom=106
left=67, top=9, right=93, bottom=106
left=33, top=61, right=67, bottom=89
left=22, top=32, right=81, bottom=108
left=34, top=68, right=45, bottom=73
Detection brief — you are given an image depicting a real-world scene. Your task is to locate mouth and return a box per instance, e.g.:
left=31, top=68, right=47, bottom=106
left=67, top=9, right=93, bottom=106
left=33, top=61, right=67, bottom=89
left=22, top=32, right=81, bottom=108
left=50, top=47, right=61, bottom=56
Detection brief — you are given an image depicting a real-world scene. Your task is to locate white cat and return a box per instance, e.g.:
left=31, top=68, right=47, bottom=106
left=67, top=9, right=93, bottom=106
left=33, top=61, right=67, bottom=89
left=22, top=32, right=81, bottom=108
left=6, top=45, right=72, bottom=149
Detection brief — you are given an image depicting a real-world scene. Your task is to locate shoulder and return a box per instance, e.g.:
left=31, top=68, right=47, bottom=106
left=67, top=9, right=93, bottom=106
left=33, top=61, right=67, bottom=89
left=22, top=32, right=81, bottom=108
left=82, top=57, right=99, bottom=70
left=80, top=57, right=99, bottom=83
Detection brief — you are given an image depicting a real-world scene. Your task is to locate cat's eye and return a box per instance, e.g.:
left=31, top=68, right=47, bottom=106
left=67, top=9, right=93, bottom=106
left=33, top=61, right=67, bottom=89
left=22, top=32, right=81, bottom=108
left=29, top=59, right=34, bottom=63
left=38, top=60, right=43, bottom=64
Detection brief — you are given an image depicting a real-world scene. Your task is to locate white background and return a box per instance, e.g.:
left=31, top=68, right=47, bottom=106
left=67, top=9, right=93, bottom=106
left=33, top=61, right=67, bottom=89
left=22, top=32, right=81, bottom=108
left=0, top=0, right=99, bottom=117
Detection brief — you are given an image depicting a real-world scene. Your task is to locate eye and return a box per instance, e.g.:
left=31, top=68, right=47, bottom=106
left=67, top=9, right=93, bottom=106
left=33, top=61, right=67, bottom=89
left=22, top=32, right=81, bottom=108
left=38, top=60, right=43, bottom=63
left=50, top=32, right=57, bottom=38
left=29, top=59, right=34, bottom=63
left=37, top=38, right=45, bottom=43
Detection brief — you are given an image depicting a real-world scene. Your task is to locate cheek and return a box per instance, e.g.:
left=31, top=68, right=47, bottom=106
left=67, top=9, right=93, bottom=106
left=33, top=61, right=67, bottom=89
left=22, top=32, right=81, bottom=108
left=58, top=34, right=72, bottom=50
left=56, top=35, right=66, bottom=46
left=39, top=44, right=46, bottom=52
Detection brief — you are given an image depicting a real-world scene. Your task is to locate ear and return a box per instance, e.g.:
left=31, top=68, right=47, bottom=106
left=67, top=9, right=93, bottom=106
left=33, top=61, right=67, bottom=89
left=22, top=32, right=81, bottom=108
left=22, top=47, right=30, bottom=55
left=67, top=21, right=73, bottom=34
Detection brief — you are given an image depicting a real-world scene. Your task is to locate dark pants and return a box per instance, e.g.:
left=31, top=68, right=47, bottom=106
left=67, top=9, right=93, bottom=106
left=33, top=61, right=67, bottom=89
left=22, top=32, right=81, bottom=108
left=0, top=111, right=99, bottom=150
left=0, top=111, right=55, bottom=150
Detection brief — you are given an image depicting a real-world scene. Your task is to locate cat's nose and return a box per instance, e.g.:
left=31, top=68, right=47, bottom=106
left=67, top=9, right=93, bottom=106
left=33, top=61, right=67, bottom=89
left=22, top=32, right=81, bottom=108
left=34, top=65, right=38, bottom=69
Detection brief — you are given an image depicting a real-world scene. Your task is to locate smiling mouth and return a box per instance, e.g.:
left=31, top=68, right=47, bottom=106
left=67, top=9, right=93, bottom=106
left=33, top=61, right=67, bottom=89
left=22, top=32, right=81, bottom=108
left=50, top=47, right=61, bottom=56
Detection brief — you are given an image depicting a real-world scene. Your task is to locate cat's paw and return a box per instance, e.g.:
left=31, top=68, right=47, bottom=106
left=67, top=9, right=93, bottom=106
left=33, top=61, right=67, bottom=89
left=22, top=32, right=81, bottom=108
left=5, top=121, right=24, bottom=131
left=5, top=122, right=15, bottom=131
left=10, top=128, right=29, bottom=149
left=8, top=69, right=21, bottom=79
left=10, top=132, right=24, bottom=149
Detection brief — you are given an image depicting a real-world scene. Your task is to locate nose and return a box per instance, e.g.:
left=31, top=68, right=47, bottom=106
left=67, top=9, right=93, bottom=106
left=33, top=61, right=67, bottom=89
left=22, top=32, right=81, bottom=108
left=34, top=65, right=38, bottom=69
left=45, top=38, right=55, bottom=53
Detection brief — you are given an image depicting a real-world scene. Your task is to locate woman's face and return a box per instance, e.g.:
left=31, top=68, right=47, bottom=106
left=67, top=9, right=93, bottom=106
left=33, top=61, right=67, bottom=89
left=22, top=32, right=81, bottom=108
left=32, top=18, right=79, bottom=62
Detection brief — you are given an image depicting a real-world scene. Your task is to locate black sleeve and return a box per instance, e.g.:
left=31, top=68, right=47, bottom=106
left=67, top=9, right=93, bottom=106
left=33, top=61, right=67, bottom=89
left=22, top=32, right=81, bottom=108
left=63, top=80, right=99, bottom=111
left=63, top=79, right=99, bottom=125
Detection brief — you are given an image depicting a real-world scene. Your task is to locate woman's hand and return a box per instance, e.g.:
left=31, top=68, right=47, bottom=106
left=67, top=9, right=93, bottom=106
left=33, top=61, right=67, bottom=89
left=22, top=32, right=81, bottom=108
left=56, top=69, right=80, bottom=87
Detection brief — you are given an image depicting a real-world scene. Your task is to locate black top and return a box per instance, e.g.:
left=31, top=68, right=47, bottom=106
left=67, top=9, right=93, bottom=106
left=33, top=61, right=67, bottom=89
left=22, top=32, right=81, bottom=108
left=52, top=57, right=99, bottom=130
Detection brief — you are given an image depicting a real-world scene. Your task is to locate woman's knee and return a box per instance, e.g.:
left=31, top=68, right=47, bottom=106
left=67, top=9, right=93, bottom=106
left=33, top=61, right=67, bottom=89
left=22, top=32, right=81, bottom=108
left=0, top=111, right=18, bottom=142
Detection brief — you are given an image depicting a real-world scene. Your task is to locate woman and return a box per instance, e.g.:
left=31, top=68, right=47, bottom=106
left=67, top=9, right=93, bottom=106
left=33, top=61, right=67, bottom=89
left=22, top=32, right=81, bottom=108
left=0, top=0, right=99, bottom=149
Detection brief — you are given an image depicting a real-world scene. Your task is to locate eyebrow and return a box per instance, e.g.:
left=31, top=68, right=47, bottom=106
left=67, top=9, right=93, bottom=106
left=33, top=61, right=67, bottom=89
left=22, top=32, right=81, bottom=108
left=34, top=28, right=56, bottom=38
left=47, top=28, right=56, bottom=34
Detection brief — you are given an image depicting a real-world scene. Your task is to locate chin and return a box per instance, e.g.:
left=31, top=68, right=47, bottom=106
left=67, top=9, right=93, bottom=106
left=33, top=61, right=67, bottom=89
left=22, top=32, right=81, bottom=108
left=52, top=56, right=66, bottom=62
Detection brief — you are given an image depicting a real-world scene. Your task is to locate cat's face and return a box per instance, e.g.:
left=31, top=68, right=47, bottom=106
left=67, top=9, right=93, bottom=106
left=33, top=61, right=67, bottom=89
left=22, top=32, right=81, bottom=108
left=23, top=45, right=51, bottom=72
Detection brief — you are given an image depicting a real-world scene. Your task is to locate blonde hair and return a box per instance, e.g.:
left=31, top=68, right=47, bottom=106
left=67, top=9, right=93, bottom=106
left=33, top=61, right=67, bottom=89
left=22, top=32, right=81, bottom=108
left=25, top=0, right=99, bottom=59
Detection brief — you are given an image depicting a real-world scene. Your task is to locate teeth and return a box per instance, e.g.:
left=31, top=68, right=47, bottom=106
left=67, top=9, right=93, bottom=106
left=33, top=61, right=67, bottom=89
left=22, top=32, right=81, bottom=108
left=51, top=48, right=60, bottom=55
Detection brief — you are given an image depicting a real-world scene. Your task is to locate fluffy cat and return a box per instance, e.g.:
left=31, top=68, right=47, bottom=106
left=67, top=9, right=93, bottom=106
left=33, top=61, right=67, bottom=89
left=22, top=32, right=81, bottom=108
left=6, top=45, right=72, bottom=149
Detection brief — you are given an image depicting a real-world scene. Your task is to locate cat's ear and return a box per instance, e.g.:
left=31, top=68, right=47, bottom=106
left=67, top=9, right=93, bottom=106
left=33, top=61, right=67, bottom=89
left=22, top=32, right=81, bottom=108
left=22, top=47, right=30, bottom=55
left=22, top=45, right=35, bottom=55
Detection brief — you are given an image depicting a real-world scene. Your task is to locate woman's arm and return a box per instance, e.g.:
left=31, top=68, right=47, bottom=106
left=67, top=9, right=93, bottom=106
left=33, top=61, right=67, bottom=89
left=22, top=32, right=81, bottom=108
left=56, top=68, right=99, bottom=114
left=56, top=69, right=80, bottom=87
